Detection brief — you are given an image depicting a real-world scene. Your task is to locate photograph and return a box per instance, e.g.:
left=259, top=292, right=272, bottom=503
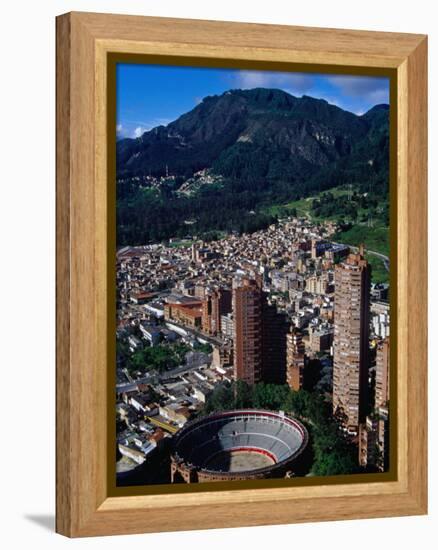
left=114, top=63, right=392, bottom=487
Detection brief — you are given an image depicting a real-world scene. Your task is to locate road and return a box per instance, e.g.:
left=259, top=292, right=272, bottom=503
left=116, top=374, right=152, bottom=392
left=164, top=320, right=224, bottom=347
left=116, top=357, right=210, bottom=391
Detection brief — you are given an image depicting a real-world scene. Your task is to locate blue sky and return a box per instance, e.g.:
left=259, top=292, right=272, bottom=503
left=116, top=63, right=389, bottom=139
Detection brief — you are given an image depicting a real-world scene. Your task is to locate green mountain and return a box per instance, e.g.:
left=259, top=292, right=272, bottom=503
left=116, top=88, right=389, bottom=245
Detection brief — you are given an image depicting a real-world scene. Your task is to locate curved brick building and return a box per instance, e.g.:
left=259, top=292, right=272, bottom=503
left=171, top=409, right=308, bottom=483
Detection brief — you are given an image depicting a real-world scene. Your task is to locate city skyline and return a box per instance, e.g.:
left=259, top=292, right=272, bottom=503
left=115, top=65, right=391, bottom=486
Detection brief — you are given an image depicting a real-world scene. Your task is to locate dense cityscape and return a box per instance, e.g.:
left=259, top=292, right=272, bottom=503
left=116, top=212, right=390, bottom=484
left=115, top=74, right=391, bottom=485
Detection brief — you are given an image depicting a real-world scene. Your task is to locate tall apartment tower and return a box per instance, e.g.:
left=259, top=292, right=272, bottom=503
left=233, top=277, right=287, bottom=385
left=262, top=302, right=288, bottom=384
left=375, top=337, right=390, bottom=409
left=286, top=327, right=306, bottom=391
left=233, top=278, right=263, bottom=385
left=333, top=245, right=371, bottom=433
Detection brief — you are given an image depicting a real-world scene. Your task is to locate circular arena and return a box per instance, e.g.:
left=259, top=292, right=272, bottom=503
left=171, top=409, right=308, bottom=483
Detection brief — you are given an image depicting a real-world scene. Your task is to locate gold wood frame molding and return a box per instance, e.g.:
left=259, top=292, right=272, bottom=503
left=56, top=11, right=427, bottom=537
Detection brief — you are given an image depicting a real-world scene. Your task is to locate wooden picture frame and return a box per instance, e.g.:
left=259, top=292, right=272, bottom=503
left=56, top=11, right=428, bottom=537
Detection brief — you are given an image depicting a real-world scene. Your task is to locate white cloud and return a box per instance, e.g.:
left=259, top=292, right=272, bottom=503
left=133, top=126, right=146, bottom=138
left=228, top=71, right=389, bottom=112
left=327, top=75, right=389, bottom=104
left=233, top=70, right=316, bottom=95
left=118, top=118, right=173, bottom=139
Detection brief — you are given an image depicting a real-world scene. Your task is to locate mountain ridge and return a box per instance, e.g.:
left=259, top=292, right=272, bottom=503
left=117, top=88, right=389, bottom=182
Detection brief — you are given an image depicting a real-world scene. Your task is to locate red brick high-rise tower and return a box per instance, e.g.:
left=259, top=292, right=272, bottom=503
left=233, top=277, right=288, bottom=385
left=232, top=278, right=263, bottom=385
left=333, top=245, right=371, bottom=433
left=261, top=301, right=288, bottom=384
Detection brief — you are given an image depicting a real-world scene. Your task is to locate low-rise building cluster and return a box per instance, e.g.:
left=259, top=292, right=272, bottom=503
left=116, top=214, right=390, bottom=477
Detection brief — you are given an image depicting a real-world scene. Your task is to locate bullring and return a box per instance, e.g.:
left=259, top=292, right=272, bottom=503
left=171, top=409, right=308, bottom=482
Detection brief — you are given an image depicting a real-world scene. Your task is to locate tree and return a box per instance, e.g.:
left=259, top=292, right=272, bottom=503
left=234, top=380, right=253, bottom=409
left=202, top=383, right=234, bottom=414
left=252, top=383, right=290, bottom=410
left=195, top=342, right=213, bottom=354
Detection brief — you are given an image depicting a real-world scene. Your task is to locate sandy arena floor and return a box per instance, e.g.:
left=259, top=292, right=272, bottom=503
left=204, top=450, right=275, bottom=472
